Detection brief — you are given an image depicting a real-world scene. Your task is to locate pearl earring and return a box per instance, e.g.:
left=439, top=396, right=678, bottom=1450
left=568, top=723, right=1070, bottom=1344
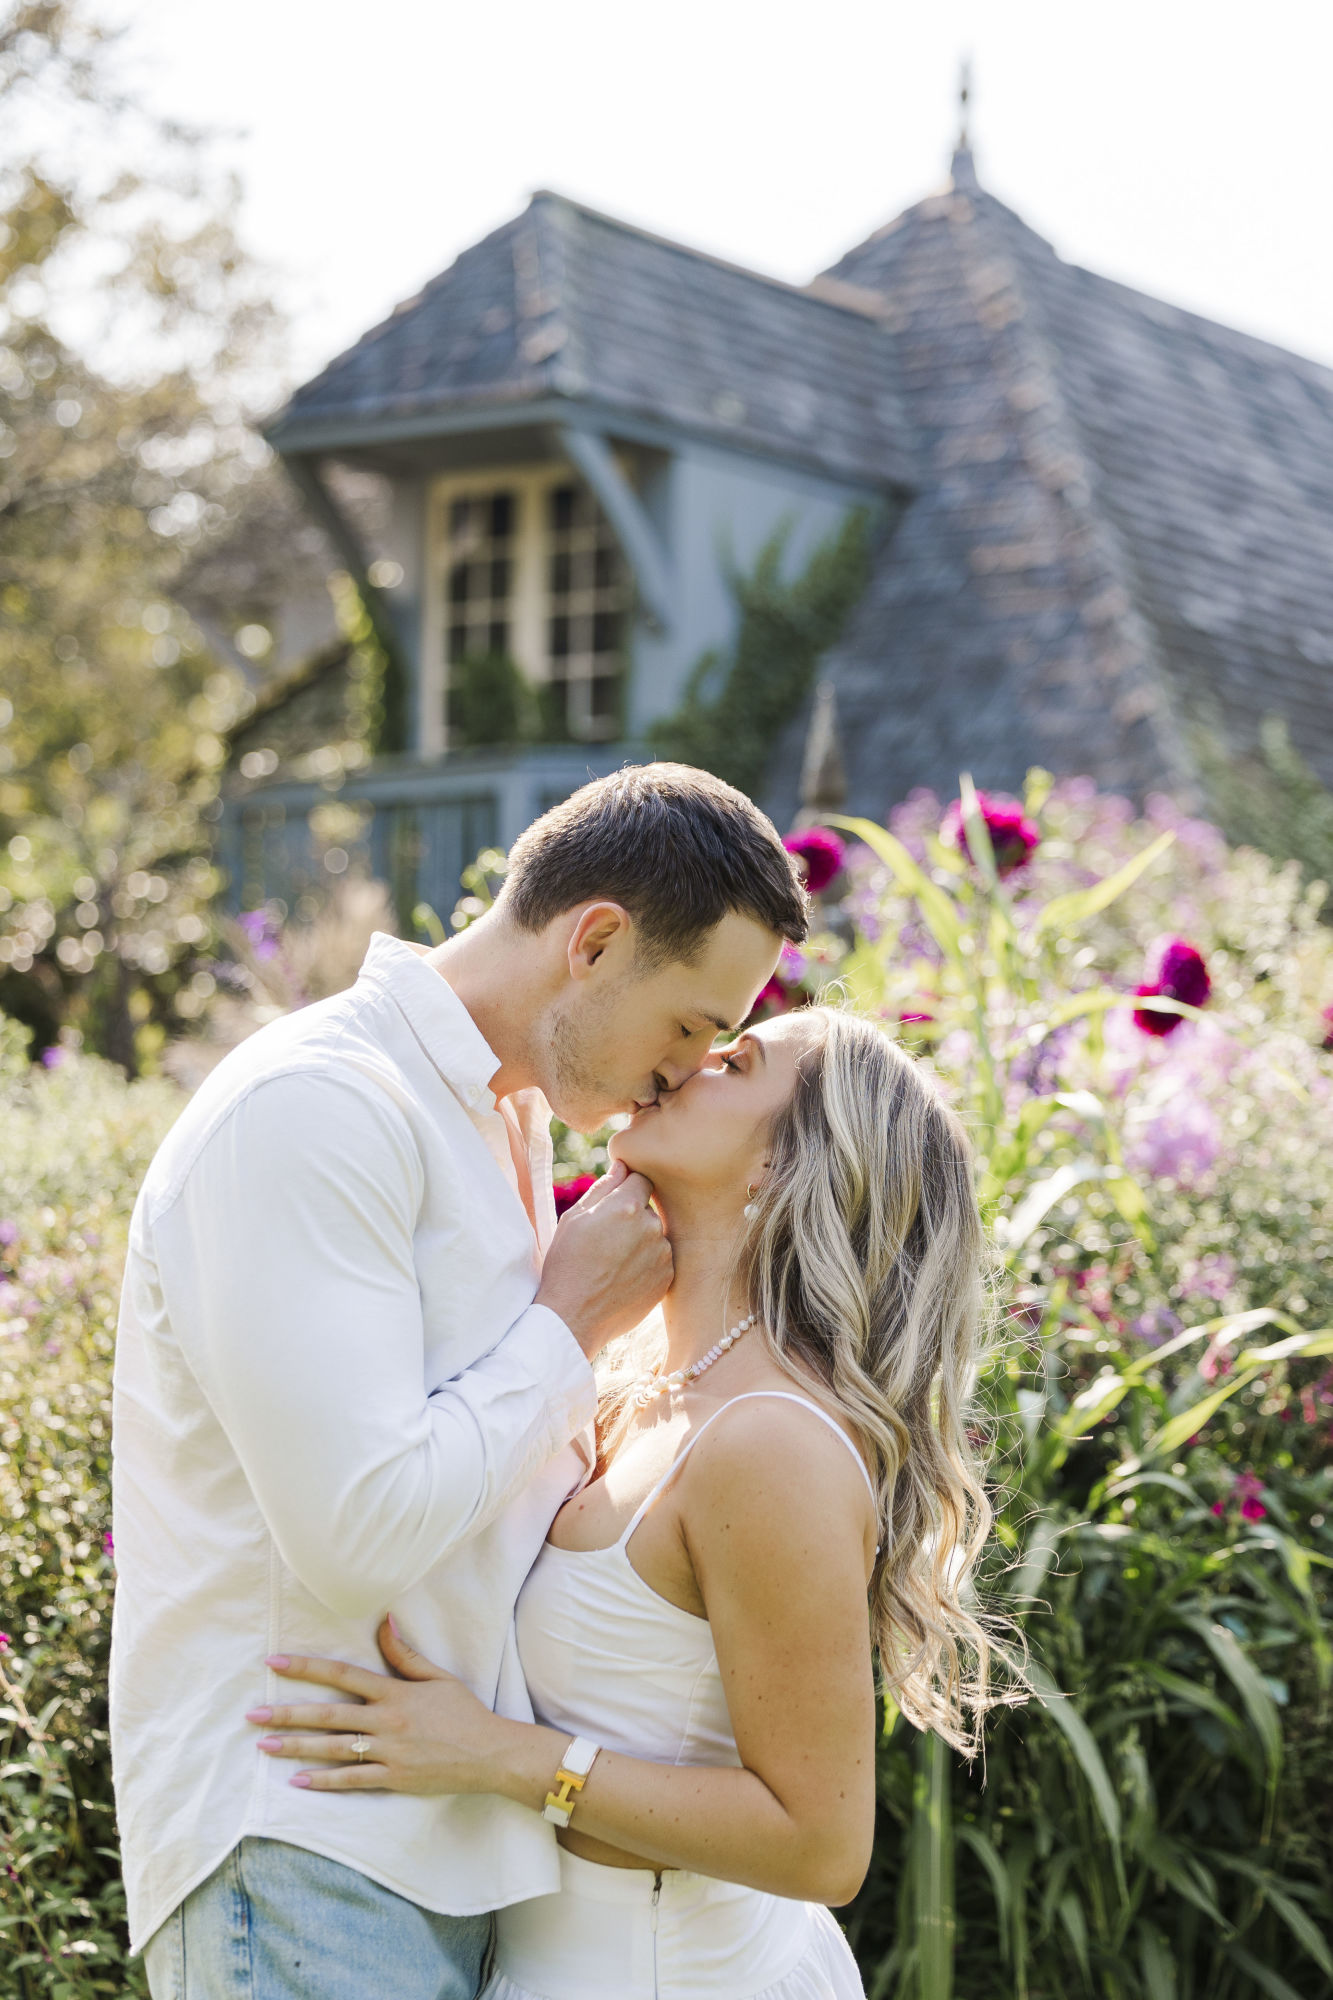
left=744, top=1181, right=761, bottom=1220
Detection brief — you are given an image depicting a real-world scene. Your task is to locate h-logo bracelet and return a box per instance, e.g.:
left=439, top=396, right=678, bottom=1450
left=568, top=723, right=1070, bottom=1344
left=542, top=1735, right=602, bottom=1828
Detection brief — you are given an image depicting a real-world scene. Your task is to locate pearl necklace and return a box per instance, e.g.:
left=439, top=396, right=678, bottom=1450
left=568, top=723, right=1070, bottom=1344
left=631, top=1313, right=758, bottom=1409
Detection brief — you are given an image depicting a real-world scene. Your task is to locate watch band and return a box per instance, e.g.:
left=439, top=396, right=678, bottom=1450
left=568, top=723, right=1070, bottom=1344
left=542, top=1735, right=602, bottom=1828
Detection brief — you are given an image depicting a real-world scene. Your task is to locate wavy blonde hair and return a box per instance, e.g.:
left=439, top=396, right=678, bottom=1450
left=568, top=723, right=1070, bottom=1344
left=600, top=1004, right=997, bottom=1753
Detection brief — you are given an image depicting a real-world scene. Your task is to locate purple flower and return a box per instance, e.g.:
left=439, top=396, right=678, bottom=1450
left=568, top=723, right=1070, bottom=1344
left=784, top=827, right=846, bottom=895
left=0, top=1221, right=16, bottom=1251
left=40, top=1044, right=66, bottom=1069
left=941, top=792, right=1041, bottom=876
left=553, top=1174, right=597, bottom=1219
left=1133, top=938, right=1211, bottom=1036
left=103, top=1530, right=114, bottom=1556
left=237, top=908, right=282, bottom=962
left=1321, top=1004, right=1333, bottom=1054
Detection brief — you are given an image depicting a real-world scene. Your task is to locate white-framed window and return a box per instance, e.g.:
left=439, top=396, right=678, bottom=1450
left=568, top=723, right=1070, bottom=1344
left=421, top=465, right=629, bottom=755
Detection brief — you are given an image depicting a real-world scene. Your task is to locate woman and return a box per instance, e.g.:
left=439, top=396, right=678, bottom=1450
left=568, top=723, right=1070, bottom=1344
left=248, top=1005, right=994, bottom=1999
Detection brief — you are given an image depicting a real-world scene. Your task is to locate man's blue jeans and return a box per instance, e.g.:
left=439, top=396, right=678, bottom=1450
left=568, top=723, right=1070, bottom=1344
left=143, top=1838, right=492, bottom=2000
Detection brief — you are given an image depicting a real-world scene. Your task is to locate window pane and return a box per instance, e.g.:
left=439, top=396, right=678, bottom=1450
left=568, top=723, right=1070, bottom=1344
left=490, top=557, right=511, bottom=599
left=549, top=614, right=570, bottom=659
left=448, top=563, right=469, bottom=606
left=549, top=485, right=575, bottom=532
left=448, top=623, right=467, bottom=662
left=490, top=492, right=514, bottom=539
left=550, top=549, right=571, bottom=595
left=594, top=544, right=620, bottom=590
left=593, top=610, right=621, bottom=654
left=449, top=497, right=472, bottom=539
left=488, top=619, right=508, bottom=654
left=590, top=676, right=618, bottom=718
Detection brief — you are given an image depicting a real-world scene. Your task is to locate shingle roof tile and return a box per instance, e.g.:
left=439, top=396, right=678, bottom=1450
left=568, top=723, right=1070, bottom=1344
left=267, top=194, right=913, bottom=488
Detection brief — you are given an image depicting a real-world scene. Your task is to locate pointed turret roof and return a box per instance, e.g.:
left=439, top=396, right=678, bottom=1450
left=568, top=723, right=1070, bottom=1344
left=765, top=159, right=1333, bottom=819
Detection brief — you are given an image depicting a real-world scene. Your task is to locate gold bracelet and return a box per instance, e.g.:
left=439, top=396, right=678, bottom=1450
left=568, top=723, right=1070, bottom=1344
left=542, top=1735, right=601, bottom=1827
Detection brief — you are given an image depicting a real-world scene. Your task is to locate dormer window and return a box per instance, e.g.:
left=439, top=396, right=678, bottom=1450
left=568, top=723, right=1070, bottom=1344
left=425, top=468, right=628, bottom=754
left=445, top=492, right=515, bottom=667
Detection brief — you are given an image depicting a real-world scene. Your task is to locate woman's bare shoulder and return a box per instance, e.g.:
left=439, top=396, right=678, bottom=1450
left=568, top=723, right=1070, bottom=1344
left=676, top=1384, right=877, bottom=1576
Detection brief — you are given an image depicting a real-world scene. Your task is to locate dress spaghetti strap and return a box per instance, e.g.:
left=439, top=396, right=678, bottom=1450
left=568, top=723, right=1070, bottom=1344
left=617, top=1390, right=877, bottom=1548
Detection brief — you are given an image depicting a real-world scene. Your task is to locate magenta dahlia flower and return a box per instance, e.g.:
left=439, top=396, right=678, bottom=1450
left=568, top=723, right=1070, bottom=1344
left=941, top=792, right=1040, bottom=876
left=784, top=827, right=846, bottom=895
left=553, top=1174, right=598, bottom=1219
left=1321, top=1004, right=1333, bottom=1053
left=1133, top=938, right=1211, bottom=1036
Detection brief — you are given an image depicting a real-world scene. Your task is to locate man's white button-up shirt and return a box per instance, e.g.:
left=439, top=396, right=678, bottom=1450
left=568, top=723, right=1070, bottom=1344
left=110, top=933, right=597, bottom=1952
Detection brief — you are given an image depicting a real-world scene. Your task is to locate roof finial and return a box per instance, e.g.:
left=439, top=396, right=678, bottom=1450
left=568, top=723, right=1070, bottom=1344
left=950, top=55, right=978, bottom=189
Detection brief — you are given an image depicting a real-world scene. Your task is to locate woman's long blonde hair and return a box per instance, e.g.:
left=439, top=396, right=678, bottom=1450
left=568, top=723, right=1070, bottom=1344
left=600, top=1004, right=997, bottom=1753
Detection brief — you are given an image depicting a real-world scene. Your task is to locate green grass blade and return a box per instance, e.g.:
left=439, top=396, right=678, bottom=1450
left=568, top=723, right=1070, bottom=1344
left=1056, top=1892, right=1091, bottom=1989
left=1034, top=829, right=1175, bottom=934
left=1181, top=1616, right=1283, bottom=1777
left=1023, top=1659, right=1123, bottom=1857
left=955, top=1827, right=1011, bottom=1962
left=1137, top=1923, right=1178, bottom=2000
left=1225, top=1945, right=1311, bottom=2000
left=831, top=816, right=965, bottom=965
left=1143, top=1367, right=1266, bottom=1462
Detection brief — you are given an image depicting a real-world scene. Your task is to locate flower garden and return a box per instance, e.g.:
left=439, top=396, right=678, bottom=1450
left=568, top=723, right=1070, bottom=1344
left=2, top=772, right=1332, bottom=1999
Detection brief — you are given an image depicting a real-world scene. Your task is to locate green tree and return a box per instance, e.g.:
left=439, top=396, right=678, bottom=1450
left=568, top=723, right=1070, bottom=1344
left=0, top=0, right=284, bottom=1068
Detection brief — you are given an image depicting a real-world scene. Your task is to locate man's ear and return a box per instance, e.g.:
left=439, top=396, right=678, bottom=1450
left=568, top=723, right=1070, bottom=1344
left=566, top=902, right=633, bottom=980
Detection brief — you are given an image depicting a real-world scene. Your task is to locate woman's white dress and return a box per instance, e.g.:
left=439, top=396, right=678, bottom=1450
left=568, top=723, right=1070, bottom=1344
left=482, top=1392, right=868, bottom=2000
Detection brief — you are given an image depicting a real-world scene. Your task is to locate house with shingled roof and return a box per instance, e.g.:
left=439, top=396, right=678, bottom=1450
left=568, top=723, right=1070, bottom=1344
left=219, top=149, right=1333, bottom=915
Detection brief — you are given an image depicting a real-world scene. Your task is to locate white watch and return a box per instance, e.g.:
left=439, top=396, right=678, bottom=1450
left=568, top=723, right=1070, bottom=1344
left=542, top=1735, right=602, bottom=1827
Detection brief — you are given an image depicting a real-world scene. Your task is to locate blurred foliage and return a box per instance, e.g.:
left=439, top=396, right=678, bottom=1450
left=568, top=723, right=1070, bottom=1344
left=0, top=1012, right=175, bottom=1995
left=0, top=0, right=287, bottom=1072
left=3, top=773, right=1333, bottom=1994
left=447, top=649, right=540, bottom=751
left=648, top=506, right=871, bottom=797
left=1195, top=715, right=1333, bottom=912
left=801, top=775, right=1333, bottom=2000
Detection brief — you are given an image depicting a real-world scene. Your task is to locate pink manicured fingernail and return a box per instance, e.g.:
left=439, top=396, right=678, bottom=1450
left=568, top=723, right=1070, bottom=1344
left=257, top=1736, right=282, bottom=1752
left=387, top=1613, right=400, bottom=1637
left=246, top=1707, right=272, bottom=1723
left=289, top=1773, right=311, bottom=1788
left=266, top=1655, right=290, bottom=1670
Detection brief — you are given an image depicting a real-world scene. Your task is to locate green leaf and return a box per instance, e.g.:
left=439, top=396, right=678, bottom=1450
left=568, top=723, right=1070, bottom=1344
left=1136, top=1923, right=1178, bottom=2000
left=1022, top=1658, right=1123, bottom=1857
left=1142, top=1366, right=1266, bottom=1462
left=996, top=1160, right=1110, bottom=1253
left=1055, top=1892, right=1091, bottom=1987
left=1140, top=1664, right=1242, bottom=1738
left=1223, top=1946, right=1307, bottom=2000
left=1034, top=829, right=1175, bottom=934
left=955, top=1827, right=1011, bottom=1959
left=1211, top=1856, right=1333, bottom=1977
left=958, top=772, right=1001, bottom=892
left=831, top=816, right=966, bottom=965
left=1180, top=1615, right=1283, bottom=1777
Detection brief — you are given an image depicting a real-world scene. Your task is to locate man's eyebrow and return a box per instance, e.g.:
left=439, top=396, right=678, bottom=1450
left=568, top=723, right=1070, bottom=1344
left=701, top=1012, right=733, bottom=1034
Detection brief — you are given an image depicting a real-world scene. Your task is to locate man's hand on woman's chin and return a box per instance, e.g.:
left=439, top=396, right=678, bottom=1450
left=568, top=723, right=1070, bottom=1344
left=535, top=1160, right=673, bottom=1360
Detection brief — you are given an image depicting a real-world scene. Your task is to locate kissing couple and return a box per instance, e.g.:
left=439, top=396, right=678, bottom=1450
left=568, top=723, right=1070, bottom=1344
left=111, top=763, right=993, bottom=2000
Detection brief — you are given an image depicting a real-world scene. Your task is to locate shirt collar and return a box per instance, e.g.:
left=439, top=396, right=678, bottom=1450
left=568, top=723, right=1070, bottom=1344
left=357, top=932, right=501, bottom=1111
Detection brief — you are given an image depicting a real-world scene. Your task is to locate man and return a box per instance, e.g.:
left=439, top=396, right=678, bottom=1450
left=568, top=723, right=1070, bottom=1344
left=110, top=762, right=808, bottom=2000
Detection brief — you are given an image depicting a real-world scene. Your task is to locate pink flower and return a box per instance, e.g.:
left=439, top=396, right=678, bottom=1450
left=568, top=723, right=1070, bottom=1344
left=751, top=975, right=792, bottom=1017
left=1214, top=1471, right=1267, bottom=1523
left=553, top=1174, right=597, bottom=1219
left=784, top=827, right=846, bottom=895
left=0, top=1633, right=9, bottom=1648
left=103, top=1530, right=114, bottom=1555
left=941, top=792, right=1041, bottom=876
left=1133, top=938, right=1211, bottom=1036
left=1321, top=1004, right=1333, bottom=1053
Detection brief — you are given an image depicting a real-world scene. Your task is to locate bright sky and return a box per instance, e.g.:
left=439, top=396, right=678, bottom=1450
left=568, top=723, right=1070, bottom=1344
left=119, top=0, right=1333, bottom=388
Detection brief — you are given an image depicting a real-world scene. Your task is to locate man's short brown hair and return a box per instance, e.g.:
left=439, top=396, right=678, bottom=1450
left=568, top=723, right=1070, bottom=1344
left=501, top=763, right=808, bottom=963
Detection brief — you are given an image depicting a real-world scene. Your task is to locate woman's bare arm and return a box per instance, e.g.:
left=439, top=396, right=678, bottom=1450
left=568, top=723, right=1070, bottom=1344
left=251, top=1404, right=878, bottom=1905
